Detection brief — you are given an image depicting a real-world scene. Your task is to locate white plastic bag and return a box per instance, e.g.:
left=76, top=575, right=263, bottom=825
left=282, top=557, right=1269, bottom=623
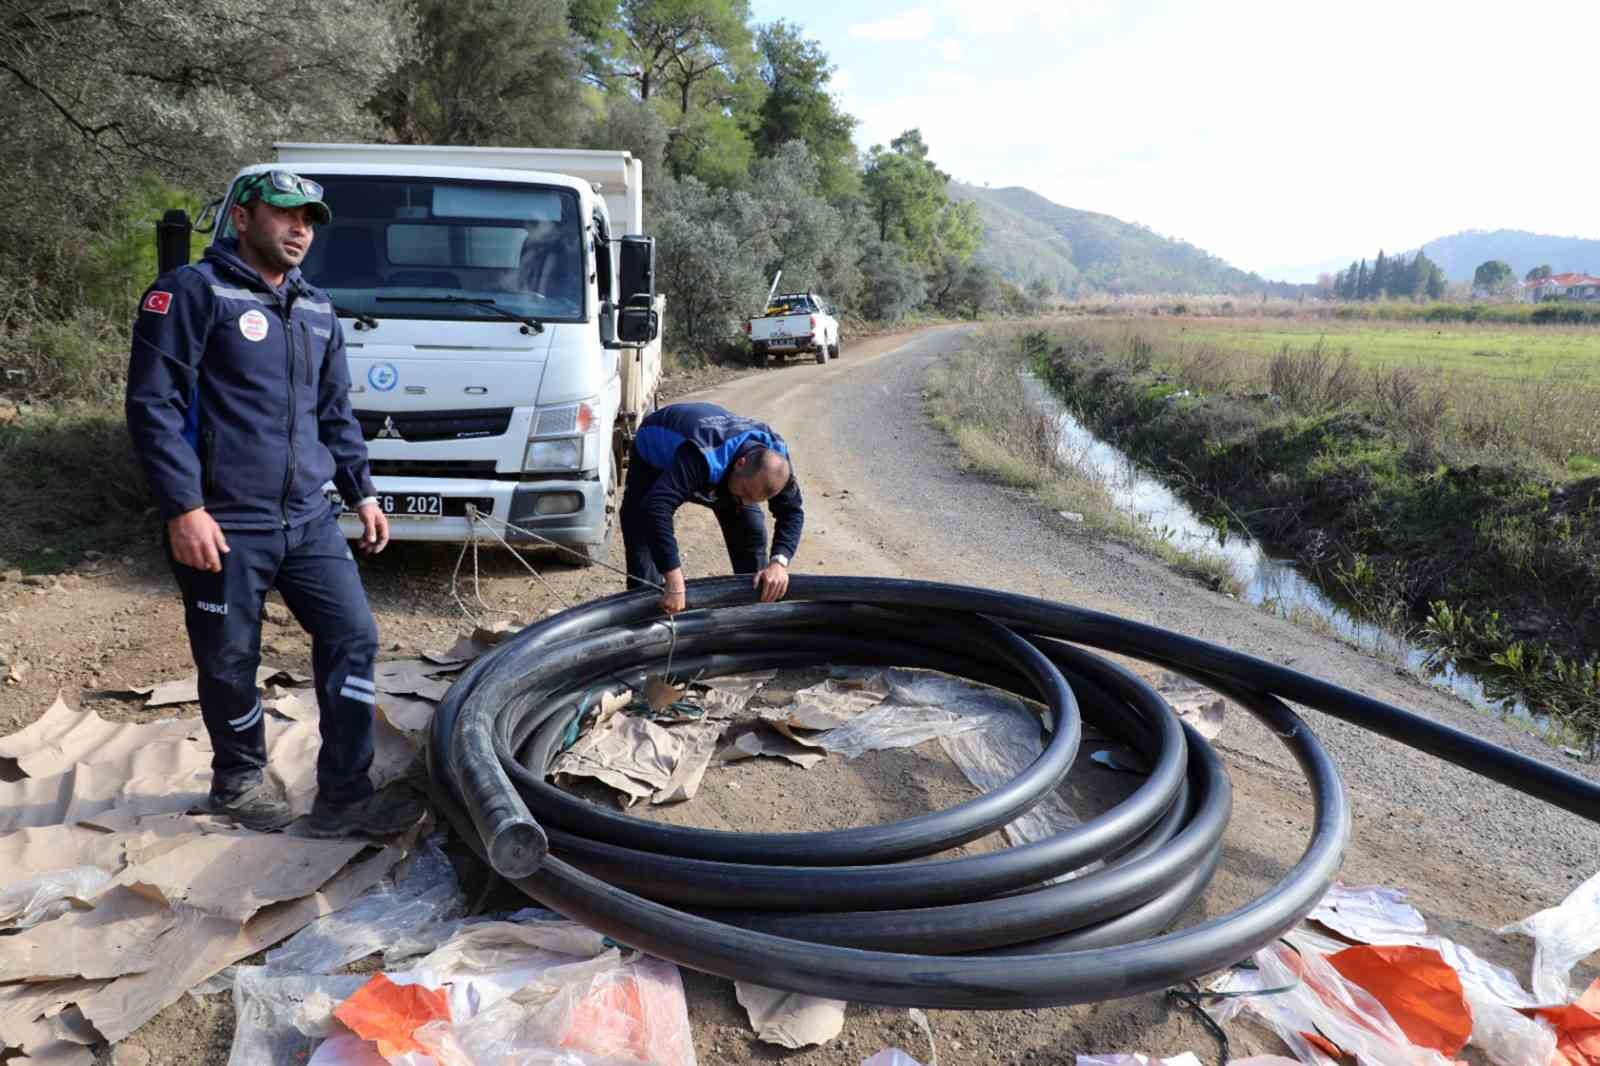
left=1307, top=882, right=1427, bottom=944
left=1213, top=938, right=1458, bottom=1066
left=267, top=834, right=463, bottom=974
left=1498, top=864, right=1600, bottom=1005
left=1076, top=1055, right=1203, bottom=1066
left=0, top=866, right=113, bottom=929
left=861, top=1051, right=924, bottom=1066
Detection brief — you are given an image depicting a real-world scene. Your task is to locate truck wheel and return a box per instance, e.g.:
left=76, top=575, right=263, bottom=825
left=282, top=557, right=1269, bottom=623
left=753, top=349, right=769, bottom=369
left=830, top=334, right=842, bottom=359
left=815, top=346, right=827, bottom=364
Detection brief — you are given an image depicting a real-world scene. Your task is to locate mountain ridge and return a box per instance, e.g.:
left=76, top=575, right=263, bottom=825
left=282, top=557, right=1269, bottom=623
left=951, top=182, right=1275, bottom=297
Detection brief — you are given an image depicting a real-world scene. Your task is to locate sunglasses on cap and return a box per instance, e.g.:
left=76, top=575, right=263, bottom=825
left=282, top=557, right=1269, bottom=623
left=240, top=170, right=325, bottom=202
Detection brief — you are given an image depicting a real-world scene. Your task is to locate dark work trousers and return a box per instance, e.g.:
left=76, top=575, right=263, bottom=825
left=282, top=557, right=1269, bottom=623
left=619, top=454, right=767, bottom=591
left=165, top=509, right=379, bottom=806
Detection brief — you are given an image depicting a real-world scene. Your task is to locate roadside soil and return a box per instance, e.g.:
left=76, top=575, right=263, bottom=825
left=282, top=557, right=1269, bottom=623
left=1, top=326, right=1596, bottom=1065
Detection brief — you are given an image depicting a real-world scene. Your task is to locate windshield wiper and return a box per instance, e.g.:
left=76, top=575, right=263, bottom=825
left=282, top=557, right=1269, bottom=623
left=333, top=304, right=380, bottom=330
left=375, top=295, right=544, bottom=334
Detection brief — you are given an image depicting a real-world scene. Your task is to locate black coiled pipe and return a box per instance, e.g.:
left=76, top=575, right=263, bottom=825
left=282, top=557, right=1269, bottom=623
left=426, top=576, right=1600, bottom=1009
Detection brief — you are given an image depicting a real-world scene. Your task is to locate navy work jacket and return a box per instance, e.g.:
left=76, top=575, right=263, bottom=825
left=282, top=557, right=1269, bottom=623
left=126, top=239, right=374, bottom=530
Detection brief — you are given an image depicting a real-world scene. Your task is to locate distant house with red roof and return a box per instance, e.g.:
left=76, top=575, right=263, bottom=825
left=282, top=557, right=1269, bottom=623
left=1520, top=272, right=1600, bottom=302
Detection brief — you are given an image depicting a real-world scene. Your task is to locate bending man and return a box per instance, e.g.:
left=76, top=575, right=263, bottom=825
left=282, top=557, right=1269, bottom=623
left=620, top=402, right=804, bottom=614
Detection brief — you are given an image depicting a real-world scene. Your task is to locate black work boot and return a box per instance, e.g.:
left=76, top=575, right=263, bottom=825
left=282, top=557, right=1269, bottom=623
left=304, top=783, right=426, bottom=839
left=209, top=777, right=296, bottom=832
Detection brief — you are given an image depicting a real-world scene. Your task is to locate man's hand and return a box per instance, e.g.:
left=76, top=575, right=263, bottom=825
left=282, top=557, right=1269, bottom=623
left=168, top=508, right=230, bottom=572
left=754, top=560, right=789, bottom=603
left=660, top=569, right=687, bottom=615
left=356, top=503, right=390, bottom=554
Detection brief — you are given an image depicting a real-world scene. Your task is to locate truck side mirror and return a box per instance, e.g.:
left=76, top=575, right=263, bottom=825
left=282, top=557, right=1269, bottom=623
left=616, top=235, right=659, bottom=345
left=617, top=305, right=659, bottom=344
left=156, top=209, right=193, bottom=276
left=619, top=236, right=655, bottom=304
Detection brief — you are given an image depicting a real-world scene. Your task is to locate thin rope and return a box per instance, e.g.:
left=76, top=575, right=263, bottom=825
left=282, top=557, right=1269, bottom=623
left=468, top=505, right=572, bottom=612
left=471, top=508, right=665, bottom=591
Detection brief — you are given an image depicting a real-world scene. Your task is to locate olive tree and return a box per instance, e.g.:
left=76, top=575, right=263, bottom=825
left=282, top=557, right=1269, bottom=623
left=0, top=0, right=413, bottom=315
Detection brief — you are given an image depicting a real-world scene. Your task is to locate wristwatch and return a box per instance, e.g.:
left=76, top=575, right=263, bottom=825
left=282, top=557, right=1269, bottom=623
left=771, top=554, right=789, bottom=568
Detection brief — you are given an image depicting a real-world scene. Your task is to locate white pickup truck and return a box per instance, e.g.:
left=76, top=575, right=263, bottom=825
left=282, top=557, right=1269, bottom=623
left=745, top=291, right=840, bottom=367
left=159, top=143, right=664, bottom=565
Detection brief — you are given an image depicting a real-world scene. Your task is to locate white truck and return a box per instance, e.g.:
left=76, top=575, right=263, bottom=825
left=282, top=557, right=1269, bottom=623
left=162, top=143, right=664, bottom=564
left=745, top=291, right=840, bottom=368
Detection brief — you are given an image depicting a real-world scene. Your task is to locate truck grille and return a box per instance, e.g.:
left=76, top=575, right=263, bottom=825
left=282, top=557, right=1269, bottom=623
left=355, top=408, right=513, bottom=442
left=370, top=459, right=500, bottom=479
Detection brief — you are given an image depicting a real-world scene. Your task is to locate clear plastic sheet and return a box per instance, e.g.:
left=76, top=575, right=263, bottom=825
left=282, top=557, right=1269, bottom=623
left=0, top=866, right=112, bottom=929
left=1076, top=1055, right=1203, bottom=1066
left=1499, top=864, right=1600, bottom=1006
left=813, top=669, right=1084, bottom=857
left=412, top=953, right=696, bottom=1066
left=225, top=967, right=369, bottom=1066
left=383, top=908, right=562, bottom=968
left=266, top=834, right=463, bottom=974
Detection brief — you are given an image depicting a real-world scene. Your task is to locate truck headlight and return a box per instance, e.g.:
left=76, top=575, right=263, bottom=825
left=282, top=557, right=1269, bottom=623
left=524, top=438, right=583, bottom=472
left=532, top=400, right=596, bottom=437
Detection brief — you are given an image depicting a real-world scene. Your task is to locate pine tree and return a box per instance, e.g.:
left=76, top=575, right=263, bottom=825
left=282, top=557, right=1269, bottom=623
left=1356, top=259, right=1370, bottom=300
left=1426, top=263, right=1446, bottom=300
left=1372, top=250, right=1388, bottom=300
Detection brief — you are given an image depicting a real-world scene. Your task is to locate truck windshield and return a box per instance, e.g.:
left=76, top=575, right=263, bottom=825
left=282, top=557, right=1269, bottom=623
left=220, top=176, right=586, bottom=323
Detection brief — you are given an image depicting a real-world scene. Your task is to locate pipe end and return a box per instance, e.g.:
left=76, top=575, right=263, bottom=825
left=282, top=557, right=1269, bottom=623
left=489, top=820, right=550, bottom=879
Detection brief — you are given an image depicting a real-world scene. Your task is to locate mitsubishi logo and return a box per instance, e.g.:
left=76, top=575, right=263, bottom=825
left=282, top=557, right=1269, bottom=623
left=375, top=415, right=405, bottom=441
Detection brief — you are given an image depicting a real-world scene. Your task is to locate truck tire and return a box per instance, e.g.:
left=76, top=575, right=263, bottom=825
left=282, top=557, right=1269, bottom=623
left=815, top=345, right=827, bottom=364
left=753, top=348, right=769, bottom=369
left=830, top=333, right=842, bottom=359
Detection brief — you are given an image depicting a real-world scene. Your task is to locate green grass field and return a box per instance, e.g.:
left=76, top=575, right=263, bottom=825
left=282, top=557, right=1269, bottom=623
left=1140, top=317, right=1600, bottom=381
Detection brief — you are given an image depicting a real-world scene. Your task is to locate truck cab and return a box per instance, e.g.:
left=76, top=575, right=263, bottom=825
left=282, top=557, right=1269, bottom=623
left=208, top=144, right=662, bottom=563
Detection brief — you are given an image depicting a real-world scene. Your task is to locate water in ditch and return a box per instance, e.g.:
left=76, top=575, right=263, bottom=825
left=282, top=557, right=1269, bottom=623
left=1024, top=378, right=1536, bottom=727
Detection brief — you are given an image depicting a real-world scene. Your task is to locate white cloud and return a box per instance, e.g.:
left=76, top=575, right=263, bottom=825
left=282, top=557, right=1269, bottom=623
left=847, top=8, right=934, bottom=42
left=836, top=0, right=1600, bottom=270
left=939, top=40, right=963, bottom=62
left=943, top=0, right=1105, bottom=34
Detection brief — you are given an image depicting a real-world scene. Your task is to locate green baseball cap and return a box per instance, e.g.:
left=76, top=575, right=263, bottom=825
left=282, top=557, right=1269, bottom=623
left=237, top=170, right=332, bottom=224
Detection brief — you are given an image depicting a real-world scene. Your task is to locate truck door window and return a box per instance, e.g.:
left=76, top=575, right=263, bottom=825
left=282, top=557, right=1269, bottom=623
left=280, top=176, right=586, bottom=324
left=592, top=213, right=613, bottom=302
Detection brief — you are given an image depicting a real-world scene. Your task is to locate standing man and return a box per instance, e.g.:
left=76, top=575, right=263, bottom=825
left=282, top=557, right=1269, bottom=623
left=126, top=169, right=422, bottom=837
left=621, top=401, right=804, bottom=615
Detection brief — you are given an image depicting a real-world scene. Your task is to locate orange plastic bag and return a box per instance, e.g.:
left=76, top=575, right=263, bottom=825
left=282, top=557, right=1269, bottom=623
left=1527, top=978, right=1600, bottom=1066
left=1327, top=944, right=1473, bottom=1056
left=334, top=972, right=452, bottom=1057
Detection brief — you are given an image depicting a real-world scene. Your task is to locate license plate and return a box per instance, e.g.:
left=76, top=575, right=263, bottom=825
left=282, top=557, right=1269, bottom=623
left=354, top=493, right=443, bottom=518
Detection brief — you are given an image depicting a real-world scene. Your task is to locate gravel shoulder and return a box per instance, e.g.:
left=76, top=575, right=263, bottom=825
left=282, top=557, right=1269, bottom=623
left=0, top=325, right=1594, bottom=1065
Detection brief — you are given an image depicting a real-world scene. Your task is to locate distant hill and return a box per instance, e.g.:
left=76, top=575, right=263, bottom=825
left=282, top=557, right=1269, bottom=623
left=951, top=183, right=1269, bottom=296
left=1409, top=229, right=1600, bottom=283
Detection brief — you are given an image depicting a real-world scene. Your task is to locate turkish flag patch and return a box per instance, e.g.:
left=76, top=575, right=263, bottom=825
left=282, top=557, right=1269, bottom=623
left=142, top=290, right=172, bottom=315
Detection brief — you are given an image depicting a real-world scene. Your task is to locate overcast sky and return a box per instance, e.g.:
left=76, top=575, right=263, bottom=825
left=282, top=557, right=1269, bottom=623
left=748, top=0, right=1600, bottom=280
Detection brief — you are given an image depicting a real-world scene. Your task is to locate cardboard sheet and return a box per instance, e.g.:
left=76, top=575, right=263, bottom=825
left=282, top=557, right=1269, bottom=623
left=77, top=843, right=401, bottom=1042
left=0, top=697, right=204, bottom=779
left=115, top=833, right=367, bottom=921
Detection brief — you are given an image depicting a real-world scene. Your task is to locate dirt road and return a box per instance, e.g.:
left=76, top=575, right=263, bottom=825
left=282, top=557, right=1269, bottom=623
left=1, top=325, right=1596, bottom=1064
